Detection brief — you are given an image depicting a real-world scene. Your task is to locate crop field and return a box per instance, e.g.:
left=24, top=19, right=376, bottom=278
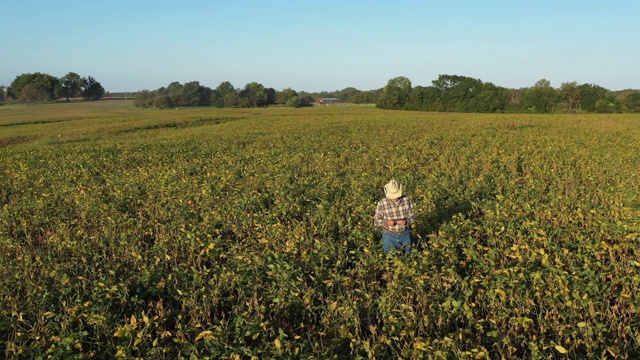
left=1, top=101, right=640, bottom=359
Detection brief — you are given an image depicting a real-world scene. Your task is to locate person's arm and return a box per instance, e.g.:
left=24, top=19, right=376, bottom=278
left=373, top=200, right=385, bottom=227
left=405, top=197, right=416, bottom=225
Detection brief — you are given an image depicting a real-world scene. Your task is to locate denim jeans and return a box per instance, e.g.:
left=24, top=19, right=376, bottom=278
left=382, top=230, right=411, bottom=256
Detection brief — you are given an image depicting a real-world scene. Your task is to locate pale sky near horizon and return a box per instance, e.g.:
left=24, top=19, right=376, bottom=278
left=3, top=1, right=639, bottom=93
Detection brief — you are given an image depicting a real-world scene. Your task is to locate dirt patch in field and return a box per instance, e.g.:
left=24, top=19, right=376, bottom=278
left=0, top=137, right=37, bottom=147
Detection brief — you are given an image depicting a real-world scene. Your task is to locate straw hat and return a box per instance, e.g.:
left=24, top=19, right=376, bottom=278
left=384, top=180, right=402, bottom=199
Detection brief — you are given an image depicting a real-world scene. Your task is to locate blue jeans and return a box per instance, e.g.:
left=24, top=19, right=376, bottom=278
left=382, top=230, right=411, bottom=256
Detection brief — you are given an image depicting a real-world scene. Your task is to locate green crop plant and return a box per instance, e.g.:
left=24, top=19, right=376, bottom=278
left=1, top=102, right=639, bottom=358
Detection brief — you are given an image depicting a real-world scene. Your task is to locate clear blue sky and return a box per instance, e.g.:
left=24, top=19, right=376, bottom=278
left=3, top=0, right=639, bottom=92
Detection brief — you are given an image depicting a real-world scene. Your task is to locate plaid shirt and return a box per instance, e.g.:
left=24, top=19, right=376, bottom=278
left=374, top=195, right=415, bottom=233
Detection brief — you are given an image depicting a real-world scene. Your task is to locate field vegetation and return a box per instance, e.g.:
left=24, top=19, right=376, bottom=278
left=1, top=101, right=639, bottom=358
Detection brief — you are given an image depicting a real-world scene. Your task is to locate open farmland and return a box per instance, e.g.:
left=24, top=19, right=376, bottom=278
left=1, top=101, right=640, bottom=358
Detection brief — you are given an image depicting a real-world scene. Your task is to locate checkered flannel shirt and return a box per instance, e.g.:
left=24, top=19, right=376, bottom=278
left=374, top=195, right=416, bottom=233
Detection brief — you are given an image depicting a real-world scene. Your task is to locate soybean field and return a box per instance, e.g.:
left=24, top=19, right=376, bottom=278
left=1, top=101, right=640, bottom=359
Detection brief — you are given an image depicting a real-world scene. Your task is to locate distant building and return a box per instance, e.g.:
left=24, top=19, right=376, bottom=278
left=317, top=97, right=341, bottom=104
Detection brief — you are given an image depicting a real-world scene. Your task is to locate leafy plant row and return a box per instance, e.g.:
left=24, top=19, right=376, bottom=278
left=1, top=106, right=639, bottom=358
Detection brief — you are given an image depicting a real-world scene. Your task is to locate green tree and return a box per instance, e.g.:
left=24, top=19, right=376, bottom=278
left=286, top=96, right=301, bottom=108
left=215, top=81, right=235, bottom=97
left=476, top=82, right=508, bottom=113
left=578, top=83, right=608, bottom=112
left=624, top=92, right=640, bottom=113
left=297, top=94, right=314, bottom=106
left=559, top=81, right=580, bottom=112
left=276, top=88, right=298, bottom=105
left=522, top=79, right=559, bottom=113
left=212, top=81, right=236, bottom=107
left=352, top=89, right=382, bottom=104
left=81, top=76, right=105, bottom=100
left=505, top=89, right=524, bottom=112
left=377, top=76, right=412, bottom=110
left=241, top=82, right=267, bottom=107
left=9, top=72, right=59, bottom=101
left=336, top=87, right=361, bottom=102
left=133, top=90, right=154, bottom=108
left=238, top=96, right=252, bottom=108
left=223, top=92, right=240, bottom=107
left=166, top=81, right=183, bottom=95
left=593, top=93, right=620, bottom=113
left=153, top=94, right=174, bottom=109
left=19, top=84, right=50, bottom=102
left=407, top=86, right=442, bottom=111
left=431, top=74, right=485, bottom=112
left=0, top=85, right=5, bottom=104
left=180, top=81, right=212, bottom=107
left=55, top=72, right=85, bottom=101
left=266, top=88, right=276, bottom=106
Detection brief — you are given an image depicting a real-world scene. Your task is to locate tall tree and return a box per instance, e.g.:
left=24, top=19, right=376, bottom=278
left=223, top=92, right=240, bottom=107
left=431, top=74, right=484, bottom=112
left=559, top=81, right=580, bottom=111
left=153, top=94, right=174, bottom=109
left=9, top=72, right=58, bottom=102
left=407, top=86, right=442, bottom=111
left=522, top=79, right=559, bottom=113
left=336, top=87, right=361, bottom=102
left=578, top=83, right=608, bottom=112
left=266, top=88, right=277, bottom=106
left=56, top=72, right=85, bottom=101
left=241, top=82, right=267, bottom=107
left=377, top=76, right=412, bottom=110
left=285, top=96, right=301, bottom=108
left=276, top=88, right=298, bottom=105
left=181, top=81, right=212, bottom=107
left=0, top=85, right=5, bottom=104
left=166, top=81, right=183, bottom=94
left=476, top=82, right=508, bottom=113
left=215, top=81, right=235, bottom=97
left=505, top=89, right=524, bottom=112
left=81, top=76, right=105, bottom=100
left=212, top=81, right=236, bottom=107
left=351, top=88, right=382, bottom=104
left=133, top=90, right=155, bottom=108
left=624, top=92, right=640, bottom=113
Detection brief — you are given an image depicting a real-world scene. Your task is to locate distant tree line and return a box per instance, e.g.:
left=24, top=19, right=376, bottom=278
left=133, top=81, right=318, bottom=109
left=377, top=75, right=640, bottom=113
left=4, top=71, right=638, bottom=113
left=2, top=72, right=105, bottom=104
left=132, top=81, right=386, bottom=109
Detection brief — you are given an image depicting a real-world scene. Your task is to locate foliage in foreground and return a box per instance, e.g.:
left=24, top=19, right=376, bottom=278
left=1, top=104, right=640, bottom=358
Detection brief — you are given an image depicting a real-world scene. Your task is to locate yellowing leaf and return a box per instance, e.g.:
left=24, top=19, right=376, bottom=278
left=274, top=338, right=282, bottom=349
left=195, top=330, right=213, bottom=341
left=577, top=322, right=587, bottom=328
left=555, top=345, right=568, bottom=354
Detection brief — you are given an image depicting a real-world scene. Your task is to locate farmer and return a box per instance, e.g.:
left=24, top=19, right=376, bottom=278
left=374, top=180, right=416, bottom=256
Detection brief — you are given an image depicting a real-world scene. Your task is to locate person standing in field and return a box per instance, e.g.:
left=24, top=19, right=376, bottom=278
left=374, top=180, right=416, bottom=256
